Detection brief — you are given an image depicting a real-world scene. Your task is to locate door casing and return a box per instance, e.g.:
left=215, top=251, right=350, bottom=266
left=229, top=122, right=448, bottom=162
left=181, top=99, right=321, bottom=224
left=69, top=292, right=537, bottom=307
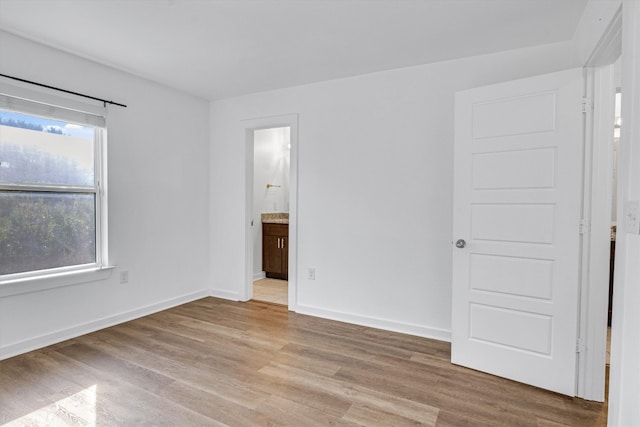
left=577, top=5, right=622, bottom=401
left=242, top=114, right=299, bottom=310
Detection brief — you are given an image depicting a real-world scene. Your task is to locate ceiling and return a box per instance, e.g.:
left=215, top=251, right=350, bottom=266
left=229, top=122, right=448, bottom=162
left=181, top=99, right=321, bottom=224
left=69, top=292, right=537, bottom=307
left=0, top=0, right=588, bottom=101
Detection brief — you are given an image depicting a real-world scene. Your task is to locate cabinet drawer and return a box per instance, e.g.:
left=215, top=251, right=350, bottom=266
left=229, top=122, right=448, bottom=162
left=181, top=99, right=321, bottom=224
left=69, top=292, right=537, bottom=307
left=262, top=223, right=288, bottom=236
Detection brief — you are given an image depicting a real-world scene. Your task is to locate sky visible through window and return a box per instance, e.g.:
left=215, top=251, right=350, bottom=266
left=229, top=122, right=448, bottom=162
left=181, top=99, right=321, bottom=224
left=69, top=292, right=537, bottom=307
left=0, top=110, right=94, bottom=140
left=0, top=109, right=95, bottom=185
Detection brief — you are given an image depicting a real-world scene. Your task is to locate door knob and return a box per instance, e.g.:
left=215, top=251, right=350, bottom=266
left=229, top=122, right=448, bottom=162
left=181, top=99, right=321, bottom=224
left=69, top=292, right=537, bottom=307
left=455, top=239, right=466, bottom=248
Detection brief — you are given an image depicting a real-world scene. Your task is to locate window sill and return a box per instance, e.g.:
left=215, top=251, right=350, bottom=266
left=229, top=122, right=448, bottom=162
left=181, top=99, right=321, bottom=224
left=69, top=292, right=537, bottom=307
left=0, top=266, right=115, bottom=297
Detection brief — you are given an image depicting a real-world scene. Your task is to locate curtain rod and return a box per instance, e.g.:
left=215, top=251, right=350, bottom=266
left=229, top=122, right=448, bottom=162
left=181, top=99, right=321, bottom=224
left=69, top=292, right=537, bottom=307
left=0, top=73, right=127, bottom=108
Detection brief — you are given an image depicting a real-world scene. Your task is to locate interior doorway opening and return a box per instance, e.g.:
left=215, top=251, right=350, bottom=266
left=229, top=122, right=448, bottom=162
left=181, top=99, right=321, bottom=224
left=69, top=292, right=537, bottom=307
left=607, top=88, right=621, bottom=368
left=250, top=126, right=291, bottom=306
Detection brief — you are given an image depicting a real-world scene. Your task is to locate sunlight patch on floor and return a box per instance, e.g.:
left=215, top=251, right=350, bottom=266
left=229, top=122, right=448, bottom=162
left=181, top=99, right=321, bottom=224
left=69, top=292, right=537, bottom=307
left=4, top=384, right=97, bottom=426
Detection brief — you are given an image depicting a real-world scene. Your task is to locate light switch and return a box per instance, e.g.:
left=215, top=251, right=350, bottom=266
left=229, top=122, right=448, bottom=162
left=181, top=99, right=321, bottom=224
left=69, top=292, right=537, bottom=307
left=624, top=200, right=640, bottom=234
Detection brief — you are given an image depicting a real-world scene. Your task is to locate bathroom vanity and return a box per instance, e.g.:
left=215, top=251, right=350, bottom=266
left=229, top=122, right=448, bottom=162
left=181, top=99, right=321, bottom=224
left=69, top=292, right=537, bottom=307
left=262, top=213, right=289, bottom=280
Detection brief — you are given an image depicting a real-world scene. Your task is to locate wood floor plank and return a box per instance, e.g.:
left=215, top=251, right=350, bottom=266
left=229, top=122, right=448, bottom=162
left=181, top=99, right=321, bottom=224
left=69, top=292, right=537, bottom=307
left=255, top=395, right=358, bottom=427
left=344, top=402, right=428, bottom=427
left=0, top=297, right=607, bottom=426
left=55, top=342, right=175, bottom=393
left=258, top=362, right=440, bottom=425
left=76, top=332, right=271, bottom=411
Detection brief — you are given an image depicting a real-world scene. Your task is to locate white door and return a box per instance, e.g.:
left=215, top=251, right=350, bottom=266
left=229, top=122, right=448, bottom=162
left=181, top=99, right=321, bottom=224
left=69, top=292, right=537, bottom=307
left=452, top=68, right=584, bottom=396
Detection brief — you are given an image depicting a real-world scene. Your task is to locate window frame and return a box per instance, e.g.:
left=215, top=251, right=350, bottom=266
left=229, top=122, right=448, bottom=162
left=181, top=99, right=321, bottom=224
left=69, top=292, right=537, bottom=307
left=0, top=83, right=112, bottom=293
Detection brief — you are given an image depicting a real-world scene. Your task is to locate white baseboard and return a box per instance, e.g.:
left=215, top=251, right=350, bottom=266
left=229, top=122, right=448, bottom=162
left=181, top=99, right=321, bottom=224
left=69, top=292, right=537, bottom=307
left=253, top=271, right=266, bottom=281
left=209, top=287, right=242, bottom=301
left=295, top=304, right=451, bottom=342
left=0, top=289, right=210, bottom=361
left=1, top=289, right=451, bottom=362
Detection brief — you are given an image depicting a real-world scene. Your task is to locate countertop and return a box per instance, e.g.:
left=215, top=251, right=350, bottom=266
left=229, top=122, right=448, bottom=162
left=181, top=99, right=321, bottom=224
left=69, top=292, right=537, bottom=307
left=262, top=212, right=289, bottom=224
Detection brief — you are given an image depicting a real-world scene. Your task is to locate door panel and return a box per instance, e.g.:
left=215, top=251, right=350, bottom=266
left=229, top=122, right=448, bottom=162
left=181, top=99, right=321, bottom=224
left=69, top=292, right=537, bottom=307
left=472, top=148, right=556, bottom=189
left=472, top=91, right=557, bottom=138
left=469, top=304, right=552, bottom=355
left=471, top=204, right=555, bottom=243
left=263, top=235, right=283, bottom=274
left=452, top=68, right=583, bottom=396
left=469, top=254, right=554, bottom=299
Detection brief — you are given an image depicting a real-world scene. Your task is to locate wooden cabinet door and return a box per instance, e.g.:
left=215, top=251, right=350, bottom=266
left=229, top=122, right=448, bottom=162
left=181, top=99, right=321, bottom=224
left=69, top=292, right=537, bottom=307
left=282, top=237, right=288, bottom=276
left=262, top=223, right=289, bottom=280
left=263, top=235, right=283, bottom=274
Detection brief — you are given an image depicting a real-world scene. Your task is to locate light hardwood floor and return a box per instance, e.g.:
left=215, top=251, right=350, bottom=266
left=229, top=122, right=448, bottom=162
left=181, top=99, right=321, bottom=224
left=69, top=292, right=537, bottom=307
left=252, top=278, right=287, bottom=305
left=0, top=298, right=606, bottom=426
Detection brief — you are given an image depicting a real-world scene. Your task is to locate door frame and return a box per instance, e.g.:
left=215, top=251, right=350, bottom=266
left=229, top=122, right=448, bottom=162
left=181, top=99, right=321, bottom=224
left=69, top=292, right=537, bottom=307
left=608, top=3, right=640, bottom=424
left=242, top=114, right=299, bottom=310
left=578, top=5, right=621, bottom=401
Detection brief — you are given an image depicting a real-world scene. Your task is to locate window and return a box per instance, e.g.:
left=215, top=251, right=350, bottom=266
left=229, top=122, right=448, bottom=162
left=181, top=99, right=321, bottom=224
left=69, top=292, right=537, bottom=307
left=0, top=94, right=107, bottom=280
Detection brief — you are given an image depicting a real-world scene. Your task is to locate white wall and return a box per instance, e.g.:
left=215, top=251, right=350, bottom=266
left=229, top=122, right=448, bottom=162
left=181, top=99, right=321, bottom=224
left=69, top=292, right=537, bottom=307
left=209, top=40, right=579, bottom=338
left=252, top=127, right=290, bottom=278
left=0, top=30, right=211, bottom=359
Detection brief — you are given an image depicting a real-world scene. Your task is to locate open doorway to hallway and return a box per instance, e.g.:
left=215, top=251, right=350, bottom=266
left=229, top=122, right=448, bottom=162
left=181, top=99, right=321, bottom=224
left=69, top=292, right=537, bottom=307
left=250, top=126, right=290, bottom=306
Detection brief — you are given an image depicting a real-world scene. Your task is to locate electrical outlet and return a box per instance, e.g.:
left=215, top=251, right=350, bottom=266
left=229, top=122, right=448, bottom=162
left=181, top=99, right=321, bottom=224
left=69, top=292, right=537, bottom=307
left=625, top=200, right=640, bottom=234
left=307, top=267, right=316, bottom=280
left=119, top=270, right=129, bottom=284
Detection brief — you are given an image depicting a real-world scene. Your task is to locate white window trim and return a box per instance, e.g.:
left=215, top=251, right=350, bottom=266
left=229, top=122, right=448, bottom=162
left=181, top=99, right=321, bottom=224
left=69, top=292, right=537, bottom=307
left=0, top=266, right=115, bottom=297
left=0, top=81, right=113, bottom=296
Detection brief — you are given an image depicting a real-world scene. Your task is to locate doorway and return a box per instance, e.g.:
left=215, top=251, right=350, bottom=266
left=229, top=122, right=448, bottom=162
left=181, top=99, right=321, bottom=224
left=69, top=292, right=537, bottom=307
left=251, top=126, right=290, bottom=306
left=576, top=54, right=621, bottom=402
left=607, top=88, right=621, bottom=366
left=242, top=113, right=298, bottom=309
